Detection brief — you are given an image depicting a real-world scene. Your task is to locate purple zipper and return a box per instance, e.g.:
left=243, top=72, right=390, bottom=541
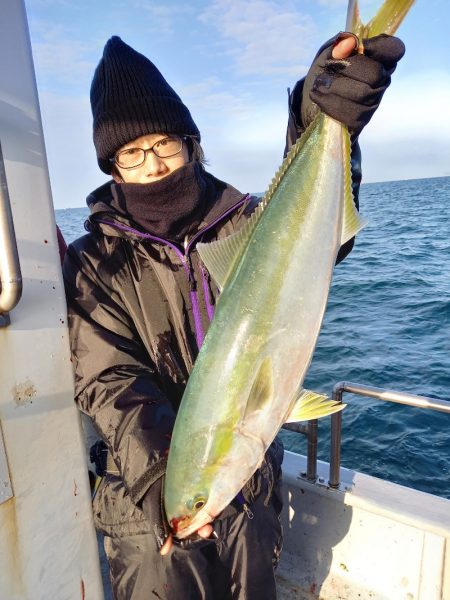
left=200, top=264, right=215, bottom=322
left=97, top=194, right=250, bottom=349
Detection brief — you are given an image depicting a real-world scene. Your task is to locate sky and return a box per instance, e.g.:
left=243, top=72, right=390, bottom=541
left=24, top=0, right=450, bottom=209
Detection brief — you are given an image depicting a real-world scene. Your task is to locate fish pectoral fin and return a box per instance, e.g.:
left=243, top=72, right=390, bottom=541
left=340, top=130, right=367, bottom=246
left=244, top=357, right=274, bottom=419
left=197, top=205, right=264, bottom=291
left=285, top=389, right=346, bottom=423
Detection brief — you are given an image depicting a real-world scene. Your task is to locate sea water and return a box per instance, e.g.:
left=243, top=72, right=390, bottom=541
left=55, top=175, right=450, bottom=499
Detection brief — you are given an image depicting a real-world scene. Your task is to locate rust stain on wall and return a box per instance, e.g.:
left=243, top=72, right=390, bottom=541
left=0, top=497, right=25, bottom=596
left=12, top=379, right=37, bottom=406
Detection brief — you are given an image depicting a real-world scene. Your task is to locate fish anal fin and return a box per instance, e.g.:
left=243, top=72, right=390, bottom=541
left=285, top=389, right=346, bottom=423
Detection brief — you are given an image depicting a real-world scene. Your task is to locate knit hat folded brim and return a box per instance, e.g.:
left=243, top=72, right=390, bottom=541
left=91, top=36, right=200, bottom=174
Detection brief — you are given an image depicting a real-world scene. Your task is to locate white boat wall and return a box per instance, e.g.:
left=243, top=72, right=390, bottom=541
left=0, top=1, right=104, bottom=599
left=277, top=451, right=450, bottom=600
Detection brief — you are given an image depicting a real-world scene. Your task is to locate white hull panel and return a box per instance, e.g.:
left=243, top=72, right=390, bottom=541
left=0, top=1, right=104, bottom=598
left=277, top=451, right=450, bottom=600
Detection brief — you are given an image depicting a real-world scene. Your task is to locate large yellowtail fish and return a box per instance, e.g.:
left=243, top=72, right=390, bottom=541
left=165, top=0, right=414, bottom=538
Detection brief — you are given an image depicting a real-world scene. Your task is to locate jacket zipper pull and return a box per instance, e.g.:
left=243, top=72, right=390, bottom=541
left=236, top=491, right=254, bottom=519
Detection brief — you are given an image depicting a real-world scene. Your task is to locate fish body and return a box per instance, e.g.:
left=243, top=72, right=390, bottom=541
left=165, top=114, right=356, bottom=537
left=164, top=0, right=415, bottom=539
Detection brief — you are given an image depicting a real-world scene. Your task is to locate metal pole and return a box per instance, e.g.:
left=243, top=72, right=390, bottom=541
left=329, top=384, right=344, bottom=488
left=0, top=139, right=22, bottom=322
left=306, top=419, right=318, bottom=480
left=328, top=381, right=450, bottom=490
left=340, top=381, right=450, bottom=414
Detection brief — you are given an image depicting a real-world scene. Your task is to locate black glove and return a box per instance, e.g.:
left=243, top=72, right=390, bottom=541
left=301, top=33, right=406, bottom=136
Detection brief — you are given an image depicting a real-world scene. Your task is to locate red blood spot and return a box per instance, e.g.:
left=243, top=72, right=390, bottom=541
left=170, top=516, right=190, bottom=534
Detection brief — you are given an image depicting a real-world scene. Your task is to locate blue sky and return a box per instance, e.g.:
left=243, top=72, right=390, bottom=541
left=25, top=0, right=450, bottom=209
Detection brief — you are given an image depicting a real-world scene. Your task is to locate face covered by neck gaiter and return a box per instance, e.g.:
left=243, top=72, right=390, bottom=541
left=110, top=162, right=220, bottom=241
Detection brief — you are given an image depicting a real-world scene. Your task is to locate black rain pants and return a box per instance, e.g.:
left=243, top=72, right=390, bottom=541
left=103, top=489, right=283, bottom=600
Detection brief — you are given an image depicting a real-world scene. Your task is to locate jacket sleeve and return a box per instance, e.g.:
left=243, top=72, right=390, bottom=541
left=63, top=237, right=175, bottom=505
left=284, top=77, right=362, bottom=264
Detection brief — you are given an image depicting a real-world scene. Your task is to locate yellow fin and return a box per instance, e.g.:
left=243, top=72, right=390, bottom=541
left=285, top=389, right=346, bottom=423
left=197, top=206, right=263, bottom=291
left=346, top=0, right=415, bottom=39
left=244, top=357, right=274, bottom=419
left=341, top=128, right=367, bottom=246
left=345, top=0, right=363, bottom=37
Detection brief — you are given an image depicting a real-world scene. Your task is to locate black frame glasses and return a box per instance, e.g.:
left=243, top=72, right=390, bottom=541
left=111, top=136, right=185, bottom=169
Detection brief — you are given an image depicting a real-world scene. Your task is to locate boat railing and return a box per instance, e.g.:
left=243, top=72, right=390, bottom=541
left=0, top=139, right=22, bottom=327
left=282, top=382, right=450, bottom=490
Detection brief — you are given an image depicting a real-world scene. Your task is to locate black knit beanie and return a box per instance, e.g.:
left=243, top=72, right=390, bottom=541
left=90, top=36, right=200, bottom=174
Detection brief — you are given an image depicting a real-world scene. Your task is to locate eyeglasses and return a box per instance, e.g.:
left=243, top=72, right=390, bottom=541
left=112, top=136, right=185, bottom=169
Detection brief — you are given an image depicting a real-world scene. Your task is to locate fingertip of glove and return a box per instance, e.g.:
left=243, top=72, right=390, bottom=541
left=363, top=34, right=406, bottom=64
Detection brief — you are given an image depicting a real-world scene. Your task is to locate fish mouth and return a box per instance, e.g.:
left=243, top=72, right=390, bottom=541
left=170, top=506, right=215, bottom=540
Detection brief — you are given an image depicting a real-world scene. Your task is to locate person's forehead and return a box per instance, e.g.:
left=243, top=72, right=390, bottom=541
left=121, top=132, right=169, bottom=149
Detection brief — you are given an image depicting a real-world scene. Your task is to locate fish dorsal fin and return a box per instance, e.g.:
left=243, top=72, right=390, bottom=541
left=197, top=204, right=264, bottom=290
left=198, top=115, right=323, bottom=290
left=243, top=356, right=274, bottom=420
left=346, top=0, right=415, bottom=39
left=285, top=389, right=346, bottom=423
left=340, top=128, right=367, bottom=245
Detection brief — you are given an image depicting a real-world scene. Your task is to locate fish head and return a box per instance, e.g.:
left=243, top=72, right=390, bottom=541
left=168, top=491, right=214, bottom=538
left=165, top=423, right=263, bottom=539
left=165, top=463, right=221, bottom=539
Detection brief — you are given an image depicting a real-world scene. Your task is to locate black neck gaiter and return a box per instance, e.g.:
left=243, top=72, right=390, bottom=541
left=110, top=162, right=220, bottom=241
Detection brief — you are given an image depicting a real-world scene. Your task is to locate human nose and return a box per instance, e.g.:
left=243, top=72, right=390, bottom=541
left=143, top=148, right=166, bottom=175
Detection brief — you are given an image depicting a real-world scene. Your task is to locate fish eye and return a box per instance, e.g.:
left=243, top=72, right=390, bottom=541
left=187, top=494, right=207, bottom=512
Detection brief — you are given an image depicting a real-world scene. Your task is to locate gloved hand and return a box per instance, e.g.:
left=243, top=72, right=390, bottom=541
left=141, top=474, right=215, bottom=554
left=301, top=33, right=406, bottom=136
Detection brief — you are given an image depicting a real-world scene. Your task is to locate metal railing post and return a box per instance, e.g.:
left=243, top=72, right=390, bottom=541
left=306, top=419, right=318, bottom=480
left=281, top=419, right=318, bottom=481
left=329, top=383, right=345, bottom=488
left=0, top=139, right=22, bottom=325
left=328, top=381, right=450, bottom=490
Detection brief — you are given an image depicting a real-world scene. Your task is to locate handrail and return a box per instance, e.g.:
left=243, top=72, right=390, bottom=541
left=329, top=381, right=450, bottom=488
left=0, top=139, right=22, bottom=326
left=282, top=420, right=318, bottom=480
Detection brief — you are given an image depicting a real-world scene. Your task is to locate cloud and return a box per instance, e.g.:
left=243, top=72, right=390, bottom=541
left=38, top=92, right=105, bottom=208
left=198, top=0, right=318, bottom=78
left=128, top=1, right=194, bottom=35
left=317, top=0, right=348, bottom=6
left=180, top=77, right=253, bottom=120
left=356, top=69, right=450, bottom=182
left=364, top=70, right=450, bottom=141
left=29, top=22, right=96, bottom=93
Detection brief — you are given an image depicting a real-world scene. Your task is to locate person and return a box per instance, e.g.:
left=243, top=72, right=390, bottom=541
left=63, top=32, right=405, bottom=600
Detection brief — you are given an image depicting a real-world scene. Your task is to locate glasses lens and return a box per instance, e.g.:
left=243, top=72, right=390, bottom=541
left=153, top=137, right=183, bottom=158
left=116, top=148, right=145, bottom=169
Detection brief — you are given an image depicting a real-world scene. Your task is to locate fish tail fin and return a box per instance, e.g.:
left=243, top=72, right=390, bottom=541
left=345, top=0, right=363, bottom=36
left=347, top=0, right=415, bottom=39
